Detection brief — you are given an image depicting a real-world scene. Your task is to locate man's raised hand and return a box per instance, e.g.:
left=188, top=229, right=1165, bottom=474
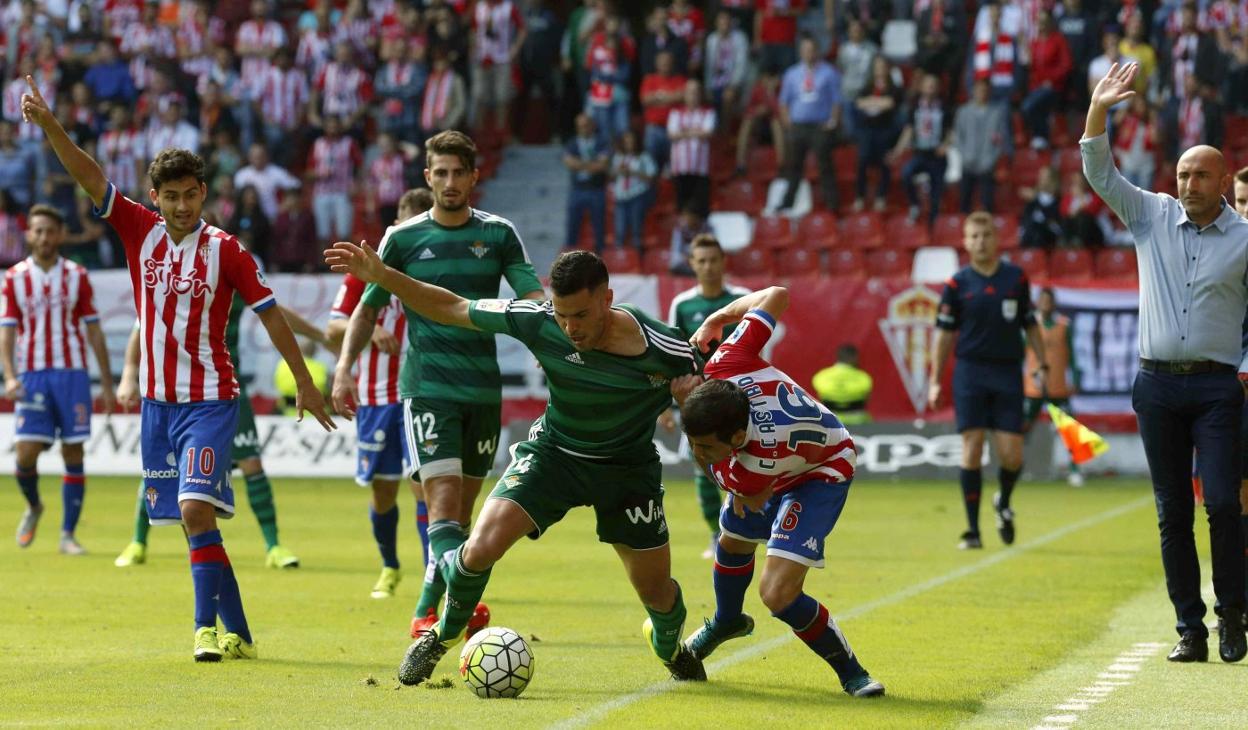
left=1090, top=62, right=1138, bottom=112
left=324, top=240, right=385, bottom=284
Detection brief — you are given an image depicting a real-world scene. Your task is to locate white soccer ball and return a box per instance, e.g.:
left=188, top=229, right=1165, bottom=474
left=458, top=627, right=535, bottom=699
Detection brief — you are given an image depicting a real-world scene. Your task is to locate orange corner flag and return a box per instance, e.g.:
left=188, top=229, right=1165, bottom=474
left=1047, top=404, right=1109, bottom=465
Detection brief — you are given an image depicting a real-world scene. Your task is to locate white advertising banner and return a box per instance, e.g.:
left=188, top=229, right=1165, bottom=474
left=1050, top=287, right=1141, bottom=415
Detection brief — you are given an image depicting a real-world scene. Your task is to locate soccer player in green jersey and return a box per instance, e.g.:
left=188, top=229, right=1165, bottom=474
left=114, top=285, right=327, bottom=569
left=665, top=234, right=750, bottom=558
left=332, top=131, right=545, bottom=636
left=325, top=243, right=709, bottom=685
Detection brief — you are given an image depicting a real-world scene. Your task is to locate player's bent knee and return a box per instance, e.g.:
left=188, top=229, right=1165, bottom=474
left=461, top=531, right=509, bottom=572
left=180, top=500, right=218, bottom=534
left=758, top=577, right=801, bottom=614
left=718, top=533, right=756, bottom=555
left=14, top=442, right=43, bottom=467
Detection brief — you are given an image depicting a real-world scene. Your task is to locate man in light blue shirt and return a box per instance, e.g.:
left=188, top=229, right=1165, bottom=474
left=777, top=36, right=841, bottom=212
left=1081, top=62, right=1248, bottom=665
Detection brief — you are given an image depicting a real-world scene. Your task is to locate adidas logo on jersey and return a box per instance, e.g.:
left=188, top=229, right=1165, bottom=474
left=418, top=248, right=436, bottom=260
left=564, top=352, right=584, bottom=365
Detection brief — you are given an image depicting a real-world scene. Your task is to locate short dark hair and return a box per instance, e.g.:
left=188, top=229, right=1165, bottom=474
left=836, top=343, right=858, bottom=361
left=148, top=148, right=207, bottom=190
left=682, top=379, right=751, bottom=444
left=398, top=188, right=434, bottom=215
left=550, top=250, right=609, bottom=296
left=688, top=233, right=722, bottom=256
left=426, top=130, right=477, bottom=171
left=27, top=204, right=64, bottom=228
left=1236, top=166, right=1248, bottom=185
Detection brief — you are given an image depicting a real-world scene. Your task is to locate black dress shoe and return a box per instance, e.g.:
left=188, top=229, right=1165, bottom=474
left=1218, top=611, right=1247, bottom=663
left=1167, top=631, right=1208, bottom=662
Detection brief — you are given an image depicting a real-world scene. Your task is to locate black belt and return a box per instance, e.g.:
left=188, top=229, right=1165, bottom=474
left=1138, top=358, right=1236, bottom=375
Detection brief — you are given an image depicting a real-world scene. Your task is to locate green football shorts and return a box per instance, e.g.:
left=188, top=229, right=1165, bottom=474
left=402, top=397, right=501, bottom=480
left=231, top=383, right=261, bottom=463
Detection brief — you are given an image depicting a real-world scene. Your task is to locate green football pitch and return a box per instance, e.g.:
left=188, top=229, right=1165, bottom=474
left=3, top=475, right=1245, bottom=728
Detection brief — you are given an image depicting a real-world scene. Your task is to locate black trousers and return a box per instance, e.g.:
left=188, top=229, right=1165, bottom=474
left=781, top=122, right=837, bottom=210
left=1133, top=368, right=1247, bottom=636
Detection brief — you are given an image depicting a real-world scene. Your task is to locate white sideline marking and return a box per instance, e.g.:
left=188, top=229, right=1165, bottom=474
left=1030, top=641, right=1167, bottom=729
left=550, top=496, right=1152, bottom=730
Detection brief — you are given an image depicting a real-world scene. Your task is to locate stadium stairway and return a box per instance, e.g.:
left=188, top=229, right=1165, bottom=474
left=474, top=144, right=569, bottom=276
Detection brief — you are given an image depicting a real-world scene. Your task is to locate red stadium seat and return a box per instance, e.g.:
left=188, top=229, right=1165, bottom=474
left=1048, top=248, right=1094, bottom=281
left=841, top=212, right=885, bottom=249
left=865, top=248, right=914, bottom=278
left=1008, top=248, right=1049, bottom=281
left=1055, top=148, right=1083, bottom=178
left=600, top=246, right=641, bottom=273
left=642, top=248, right=671, bottom=275
left=993, top=215, right=1021, bottom=249
left=748, top=146, right=780, bottom=181
left=933, top=213, right=965, bottom=247
left=796, top=210, right=840, bottom=250
left=1094, top=247, right=1138, bottom=281
left=1011, top=149, right=1051, bottom=185
left=826, top=248, right=866, bottom=278
left=884, top=217, right=932, bottom=250
left=775, top=247, right=819, bottom=276
left=729, top=246, right=776, bottom=276
left=752, top=215, right=794, bottom=249
left=716, top=179, right=763, bottom=215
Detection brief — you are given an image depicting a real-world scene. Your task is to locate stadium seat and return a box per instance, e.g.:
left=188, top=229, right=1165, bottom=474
left=796, top=210, right=841, bottom=250
left=1094, top=247, right=1138, bottom=281
left=717, top=179, right=763, bottom=215
left=1010, top=149, right=1051, bottom=185
left=707, top=212, right=753, bottom=252
left=884, top=216, right=932, bottom=250
left=911, top=246, right=959, bottom=284
left=752, top=215, right=794, bottom=249
left=1048, top=248, right=1094, bottom=281
left=728, top=246, right=775, bottom=276
left=775, top=247, right=819, bottom=277
left=865, top=248, right=913, bottom=278
left=600, top=247, right=641, bottom=274
left=1008, top=248, right=1049, bottom=281
left=993, top=215, right=1020, bottom=249
left=933, top=213, right=965, bottom=247
left=841, top=212, right=885, bottom=249
left=1055, top=148, right=1083, bottom=178
left=748, top=146, right=780, bottom=181
left=826, top=248, right=867, bottom=278
left=642, top=248, right=672, bottom=275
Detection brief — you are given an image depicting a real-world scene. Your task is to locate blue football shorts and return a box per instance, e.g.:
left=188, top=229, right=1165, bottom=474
left=355, top=403, right=409, bottom=486
left=139, top=399, right=239, bottom=526
left=14, top=369, right=92, bottom=444
left=718, top=478, right=851, bottom=568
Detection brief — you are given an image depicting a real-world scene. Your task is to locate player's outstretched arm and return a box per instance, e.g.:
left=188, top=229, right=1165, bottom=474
left=115, top=326, right=141, bottom=411
left=324, top=240, right=478, bottom=330
left=0, top=326, right=22, bottom=401
left=690, top=285, right=789, bottom=353
left=85, top=321, right=115, bottom=415
left=20, top=75, right=108, bottom=208
left=256, top=305, right=336, bottom=432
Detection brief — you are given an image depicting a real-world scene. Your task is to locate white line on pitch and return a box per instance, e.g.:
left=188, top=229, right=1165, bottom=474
left=1034, top=639, right=1167, bottom=729
left=550, top=496, right=1152, bottom=730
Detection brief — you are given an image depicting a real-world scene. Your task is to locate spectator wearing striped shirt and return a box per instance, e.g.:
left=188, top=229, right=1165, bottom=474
left=375, top=38, right=426, bottom=145
left=368, top=132, right=409, bottom=230
left=96, top=105, right=145, bottom=201
left=256, top=48, right=309, bottom=166
left=311, top=42, right=373, bottom=135
left=308, top=115, right=360, bottom=245
left=668, top=78, right=716, bottom=219
left=420, top=50, right=467, bottom=138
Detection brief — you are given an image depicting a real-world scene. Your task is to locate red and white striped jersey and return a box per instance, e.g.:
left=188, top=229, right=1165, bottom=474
left=235, top=19, right=286, bottom=80
left=370, top=154, right=406, bottom=206
left=334, top=15, right=379, bottom=61
left=421, top=69, right=455, bottom=130
left=258, top=66, right=309, bottom=130
left=296, top=30, right=333, bottom=79
left=120, top=21, right=176, bottom=90
left=667, top=106, right=716, bottom=176
left=103, top=0, right=143, bottom=38
left=702, top=309, right=856, bottom=497
left=330, top=273, right=406, bottom=406
left=0, top=257, right=99, bottom=373
left=4, top=74, right=55, bottom=143
left=98, top=127, right=144, bottom=196
left=310, top=135, right=361, bottom=197
left=473, top=0, right=525, bottom=65
left=94, top=183, right=277, bottom=403
left=315, top=61, right=372, bottom=118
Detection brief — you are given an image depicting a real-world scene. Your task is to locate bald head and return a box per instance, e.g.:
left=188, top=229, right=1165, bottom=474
left=1176, top=144, right=1231, bottom=227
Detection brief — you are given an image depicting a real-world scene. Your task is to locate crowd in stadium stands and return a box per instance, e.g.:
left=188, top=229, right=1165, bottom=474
left=2, top=0, right=1248, bottom=279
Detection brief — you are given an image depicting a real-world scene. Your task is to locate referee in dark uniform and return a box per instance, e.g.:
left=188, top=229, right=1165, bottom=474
left=1083, top=63, right=1247, bottom=663
left=928, top=211, right=1047, bottom=551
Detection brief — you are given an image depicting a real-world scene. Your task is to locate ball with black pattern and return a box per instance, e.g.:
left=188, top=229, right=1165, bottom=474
left=458, top=627, right=535, bottom=699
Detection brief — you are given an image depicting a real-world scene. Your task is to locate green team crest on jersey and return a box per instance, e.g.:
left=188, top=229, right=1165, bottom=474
left=361, top=210, right=543, bottom=404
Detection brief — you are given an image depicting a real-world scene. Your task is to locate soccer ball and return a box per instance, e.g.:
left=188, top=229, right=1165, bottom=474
left=458, top=627, right=535, bottom=698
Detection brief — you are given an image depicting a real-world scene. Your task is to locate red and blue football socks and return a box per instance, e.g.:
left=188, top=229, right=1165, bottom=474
left=61, top=463, right=85, bottom=534
left=371, top=505, right=400, bottom=569
left=416, top=500, right=430, bottom=569
left=774, top=593, right=866, bottom=686
left=712, top=543, right=754, bottom=625
left=16, top=466, right=39, bottom=508
left=189, top=530, right=226, bottom=630
left=216, top=558, right=252, bottom=644
left=959, top=468, right=982, bottom=534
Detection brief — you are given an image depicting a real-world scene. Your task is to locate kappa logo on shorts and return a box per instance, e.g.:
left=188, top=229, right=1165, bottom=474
left=803, top=537, right=819, bottom=551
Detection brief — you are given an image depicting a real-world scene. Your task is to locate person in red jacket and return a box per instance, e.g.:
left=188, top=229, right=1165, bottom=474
left=1020, top=11, right=1073, bottom=150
